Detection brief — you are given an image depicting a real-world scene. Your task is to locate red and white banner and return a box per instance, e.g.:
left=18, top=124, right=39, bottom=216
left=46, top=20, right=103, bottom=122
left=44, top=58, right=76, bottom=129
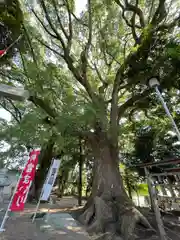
left=10, top=149, right=40, bottom=211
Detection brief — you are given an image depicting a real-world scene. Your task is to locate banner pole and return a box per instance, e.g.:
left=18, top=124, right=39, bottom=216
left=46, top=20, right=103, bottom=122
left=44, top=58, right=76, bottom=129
left=31, top=192, right=42, bottom=223
left=45, top=196, right=53, bottom=223
left=32, top=161, right=53, bottom=223
left=0, top=154, right=29, bottom=232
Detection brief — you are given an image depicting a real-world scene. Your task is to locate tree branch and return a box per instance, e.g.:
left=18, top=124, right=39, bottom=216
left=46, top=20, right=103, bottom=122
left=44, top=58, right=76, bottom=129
left=71, top=12, right=88, bottom=27
left=130, top=0, right=141, bottom=44
left=64, top=54, right=96, bottom=100
left=110, top=0, right=167, bottom=138
left=51, top=0, right=69, bottom=40
left=148, top=0, right=155, bottom=23
left=39, top=0, right=66, bottom=49
left=109, top=64, right=125, bottom=143
left=87, top=0, right=92, bottom=52
left=7, top=99, right=23, bottom=122
left=36, top=38, right=64, bottom=58
left=31, top=9, right=58, bottom=40
left=151, top=0, right=167, bottom=25
left=115, top=0, right=145, bottom=28
left=29, top=95, right=57, bottom=118
left=80, top=0, right=92, bottom=76
left=36, top=0, right=96, bottom=102
left=23, top=24, right=38, bottom=67
left=118, top=89, right=150, bottom=121
left=124, top=0, right=145, bottom=28
left=157, top=14, right=180, bottom=31
left=64, top=0, right=73, bottom=50
left=93, top=63, right=106, bottom=84
left=0, top=98, right=21, bottom=123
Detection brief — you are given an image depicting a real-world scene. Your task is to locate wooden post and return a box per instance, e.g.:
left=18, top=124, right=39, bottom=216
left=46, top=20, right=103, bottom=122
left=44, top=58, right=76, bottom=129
left=145, top=167, right=167, bottom=240
left=145, top=168, right=154, bottom=211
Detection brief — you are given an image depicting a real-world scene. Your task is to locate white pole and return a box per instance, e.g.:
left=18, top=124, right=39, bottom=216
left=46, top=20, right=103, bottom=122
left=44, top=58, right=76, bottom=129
left=45, top=197, right=52, bottom=223
left=155, top=86, right=180, bottom=142
left=0, top=163, right=26, bottom=232
left=31, top=191, right=42, bottom=223
left=32, top=161, right=53, bottom=223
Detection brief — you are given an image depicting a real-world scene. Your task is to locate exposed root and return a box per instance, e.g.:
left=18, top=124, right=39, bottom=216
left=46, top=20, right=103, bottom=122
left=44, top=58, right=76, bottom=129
left=120, top=207, right=155, bottom=240
left=79, top=203, right=95, bottom=225
left=90, top=232, right=123, bottom=240
left=87, top=196, right=114, bottom=233
left=138, top=211, right=154, bottom=229
left=79, top=196, right=155, bottom=240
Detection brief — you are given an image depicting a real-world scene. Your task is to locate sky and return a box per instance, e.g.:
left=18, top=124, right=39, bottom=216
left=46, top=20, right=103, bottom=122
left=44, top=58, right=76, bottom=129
left=0, top=108, right=11, bottom=122
left=0, top=0, right=87, bottom=123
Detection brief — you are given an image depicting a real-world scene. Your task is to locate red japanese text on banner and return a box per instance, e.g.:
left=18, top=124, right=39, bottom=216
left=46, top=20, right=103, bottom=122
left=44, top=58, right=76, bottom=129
left=10, top=149, right=40, bottom=212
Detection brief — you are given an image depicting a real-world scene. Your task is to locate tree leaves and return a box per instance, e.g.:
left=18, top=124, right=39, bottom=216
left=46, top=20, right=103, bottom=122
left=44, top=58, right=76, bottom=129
left=0, top=0, right=179, bottom=176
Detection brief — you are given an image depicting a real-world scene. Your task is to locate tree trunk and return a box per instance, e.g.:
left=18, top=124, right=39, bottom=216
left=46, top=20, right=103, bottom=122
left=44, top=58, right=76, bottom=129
left=78, top=138, right=83, bottom=206
left=28, top=135, right=55, bottom=202
left=58, top=173, right=67, bottom=198
left=124, top=169, right=132, bottom=200
left=79, top=132, right=153, bottom=240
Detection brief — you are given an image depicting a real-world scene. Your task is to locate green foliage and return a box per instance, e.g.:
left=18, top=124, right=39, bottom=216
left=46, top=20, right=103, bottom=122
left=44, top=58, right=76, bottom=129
left=136, top=183, right=149, bottom=196
left=0, top=0, right=23, bottom=63
left=166, top=42, right=180, bottom=60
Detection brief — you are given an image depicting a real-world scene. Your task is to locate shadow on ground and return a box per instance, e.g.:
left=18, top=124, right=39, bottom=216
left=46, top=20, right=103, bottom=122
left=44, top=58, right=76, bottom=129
left=37, top=212, right=89, bottom=240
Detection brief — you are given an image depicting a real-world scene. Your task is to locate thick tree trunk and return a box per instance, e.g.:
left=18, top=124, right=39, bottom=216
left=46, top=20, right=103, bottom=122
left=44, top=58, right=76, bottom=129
left=79, top=133, right=153, bottom=240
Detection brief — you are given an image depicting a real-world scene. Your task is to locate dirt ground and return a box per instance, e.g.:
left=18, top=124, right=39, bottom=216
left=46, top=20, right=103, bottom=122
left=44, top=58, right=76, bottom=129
left=0, top=197, right=89, bottom=240
left=1, top=197, right=180, bottom=240
left=136, top=207, right=180, bottom=240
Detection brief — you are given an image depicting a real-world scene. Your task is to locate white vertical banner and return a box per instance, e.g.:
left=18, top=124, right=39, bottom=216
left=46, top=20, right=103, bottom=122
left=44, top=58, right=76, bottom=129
left=32, top=159, right=60, bottom=222
left=41, top=159, right=60, bottom=201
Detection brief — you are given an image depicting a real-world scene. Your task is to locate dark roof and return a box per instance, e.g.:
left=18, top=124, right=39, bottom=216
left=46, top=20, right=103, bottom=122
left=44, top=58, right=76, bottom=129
left=133, top=158, right=180, bottom=168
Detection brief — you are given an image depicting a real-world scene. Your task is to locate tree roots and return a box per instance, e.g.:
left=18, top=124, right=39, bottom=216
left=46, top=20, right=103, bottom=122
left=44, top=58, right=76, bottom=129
left=79, top=196, right=155, bottom=240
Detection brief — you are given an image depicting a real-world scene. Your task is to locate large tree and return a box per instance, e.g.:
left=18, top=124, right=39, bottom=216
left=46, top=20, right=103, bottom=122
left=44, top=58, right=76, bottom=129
left=1, top=0, right=180, bottom=238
